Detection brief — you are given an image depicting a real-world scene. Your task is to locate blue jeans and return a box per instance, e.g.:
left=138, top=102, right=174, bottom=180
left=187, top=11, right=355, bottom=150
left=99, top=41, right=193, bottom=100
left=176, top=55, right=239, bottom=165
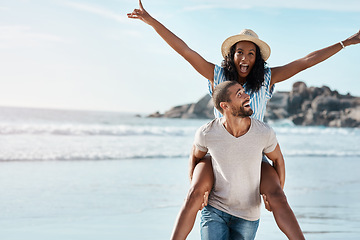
left=200, top=205, right=259, bottom=240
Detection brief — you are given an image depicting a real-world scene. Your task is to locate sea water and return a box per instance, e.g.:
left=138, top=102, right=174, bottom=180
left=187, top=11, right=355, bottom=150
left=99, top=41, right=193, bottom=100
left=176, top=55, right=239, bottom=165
left=0, top=106, right=359, bottom=240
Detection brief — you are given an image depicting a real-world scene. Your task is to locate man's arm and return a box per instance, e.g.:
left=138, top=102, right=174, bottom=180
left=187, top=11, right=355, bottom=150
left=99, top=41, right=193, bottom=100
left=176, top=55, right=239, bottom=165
left=264, top=144, right=285, bottom=189
left=188, top=145, right=208, bottom=182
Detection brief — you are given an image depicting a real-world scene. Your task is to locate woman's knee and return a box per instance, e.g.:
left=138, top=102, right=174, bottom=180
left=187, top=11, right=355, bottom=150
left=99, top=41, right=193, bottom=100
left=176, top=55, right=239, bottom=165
left=192, top=157, right=214, bottom=185
left=266, top=187, right=288, bottom=207
left=260, top=162, right=281, bottom=193
left=186, top=155, right=213, bottom=207
left=185, top=184, right=209, bottom=207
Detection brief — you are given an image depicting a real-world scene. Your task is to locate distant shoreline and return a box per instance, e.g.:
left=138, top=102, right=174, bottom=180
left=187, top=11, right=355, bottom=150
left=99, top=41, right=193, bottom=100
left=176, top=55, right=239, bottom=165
left=148, top=81, right=360, bottom=128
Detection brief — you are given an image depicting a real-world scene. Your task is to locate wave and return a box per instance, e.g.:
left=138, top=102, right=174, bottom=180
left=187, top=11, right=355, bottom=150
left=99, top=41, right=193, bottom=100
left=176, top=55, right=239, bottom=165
left=283, top=150, right=360, bottom=158
left=272, top=126, right=360, bottom=136
left=1, top=150, right=359, bottom=162
left=0, top=152, right=189, bottom=162
left=0, top=123, right=197, bottom=137
left=1, top=122, right=358, bottom=137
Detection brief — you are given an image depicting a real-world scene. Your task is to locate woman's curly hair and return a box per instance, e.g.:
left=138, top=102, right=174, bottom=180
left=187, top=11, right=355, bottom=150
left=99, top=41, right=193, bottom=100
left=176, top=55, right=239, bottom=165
left=221, top=42, right=266, bottom=93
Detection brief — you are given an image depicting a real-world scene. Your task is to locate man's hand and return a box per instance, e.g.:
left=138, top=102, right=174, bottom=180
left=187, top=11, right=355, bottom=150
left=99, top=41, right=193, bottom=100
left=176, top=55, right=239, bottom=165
left=200, top=191, right=209, bottom=210
left=262, top=194, right=272, bottom=212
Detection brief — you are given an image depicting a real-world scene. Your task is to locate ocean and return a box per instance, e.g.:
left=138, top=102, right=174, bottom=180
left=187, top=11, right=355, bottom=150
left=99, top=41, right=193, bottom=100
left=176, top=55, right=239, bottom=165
left=0, top=106, right=359, bottom=240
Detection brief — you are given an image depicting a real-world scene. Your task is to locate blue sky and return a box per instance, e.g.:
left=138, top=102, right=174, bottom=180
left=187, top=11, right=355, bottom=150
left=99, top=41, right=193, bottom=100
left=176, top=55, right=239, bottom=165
left=1, top=0, right=359, bottom=113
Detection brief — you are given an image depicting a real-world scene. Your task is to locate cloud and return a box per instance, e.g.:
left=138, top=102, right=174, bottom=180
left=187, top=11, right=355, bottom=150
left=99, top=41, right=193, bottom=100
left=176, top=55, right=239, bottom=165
left=62, top=1, right=127, bottom=23
left=267, top=0, right=360, bottom=12
left=0, top=25, right=67, bottom=48
left=0, top=6, right=9, bottom=11
left=181, top=0, right=360, bottom=12
left=183, top=4, right=221, bottom=12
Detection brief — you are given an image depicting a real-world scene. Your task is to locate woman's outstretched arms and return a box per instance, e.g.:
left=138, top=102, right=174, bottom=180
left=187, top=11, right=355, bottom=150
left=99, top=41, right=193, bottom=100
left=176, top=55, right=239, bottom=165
left=127, top=0, right=215, bottom=82
left=270, top=30, right=360, bottom=87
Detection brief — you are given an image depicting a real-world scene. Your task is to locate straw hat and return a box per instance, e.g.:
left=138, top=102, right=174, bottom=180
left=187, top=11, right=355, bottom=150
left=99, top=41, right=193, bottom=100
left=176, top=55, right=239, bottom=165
left=221, top=29, right=271, bottom=61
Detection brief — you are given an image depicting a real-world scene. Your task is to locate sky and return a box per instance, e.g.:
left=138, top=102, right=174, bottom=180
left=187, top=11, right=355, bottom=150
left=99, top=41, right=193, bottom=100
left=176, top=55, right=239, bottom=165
left=1, top=0, right=359, bottom=114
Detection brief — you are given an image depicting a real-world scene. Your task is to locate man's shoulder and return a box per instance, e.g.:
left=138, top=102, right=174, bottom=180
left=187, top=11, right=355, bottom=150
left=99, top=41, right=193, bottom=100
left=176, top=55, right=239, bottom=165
left=250, top=118, right=273, bottom=132
left=198, top=118, right=222, bottom=134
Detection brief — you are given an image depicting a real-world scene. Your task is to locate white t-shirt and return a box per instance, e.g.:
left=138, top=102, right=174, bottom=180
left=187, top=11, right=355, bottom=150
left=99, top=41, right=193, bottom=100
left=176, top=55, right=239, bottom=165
left=194, top=117, right=278, bottom=221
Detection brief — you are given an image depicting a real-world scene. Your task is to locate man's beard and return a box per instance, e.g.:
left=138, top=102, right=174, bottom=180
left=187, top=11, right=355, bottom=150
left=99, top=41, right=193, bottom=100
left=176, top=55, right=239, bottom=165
left=231, top=105, right=253, bottom=117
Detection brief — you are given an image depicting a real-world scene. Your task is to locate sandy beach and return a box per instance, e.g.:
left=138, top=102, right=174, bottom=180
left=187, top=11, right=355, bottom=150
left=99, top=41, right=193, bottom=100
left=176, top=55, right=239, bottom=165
left=0, top=108, right=359, bottom=239
left=1, top=155, right=359, bottom=240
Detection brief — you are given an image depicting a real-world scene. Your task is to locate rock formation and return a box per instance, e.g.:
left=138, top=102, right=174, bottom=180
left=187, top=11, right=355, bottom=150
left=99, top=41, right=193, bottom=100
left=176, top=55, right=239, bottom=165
left=148, top=81, right=360, bottom=128
left=148, top=94, right=214, bottom=119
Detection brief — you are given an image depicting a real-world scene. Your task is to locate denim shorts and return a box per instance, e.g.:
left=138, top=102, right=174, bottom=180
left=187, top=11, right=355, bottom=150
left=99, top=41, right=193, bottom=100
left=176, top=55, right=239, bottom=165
left=262, top=154, right=272, bottom=164
left=200, top=205, right=259, bottom=240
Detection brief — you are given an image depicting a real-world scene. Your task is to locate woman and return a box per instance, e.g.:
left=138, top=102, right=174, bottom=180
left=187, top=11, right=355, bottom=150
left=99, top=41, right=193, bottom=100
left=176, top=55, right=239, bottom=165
left=127, top=1, right=360, bottom=239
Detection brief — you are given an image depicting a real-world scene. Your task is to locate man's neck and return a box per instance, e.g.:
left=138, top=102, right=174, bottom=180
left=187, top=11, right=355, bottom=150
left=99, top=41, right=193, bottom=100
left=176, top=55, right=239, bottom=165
left=222, top=116, right=251, bottom=138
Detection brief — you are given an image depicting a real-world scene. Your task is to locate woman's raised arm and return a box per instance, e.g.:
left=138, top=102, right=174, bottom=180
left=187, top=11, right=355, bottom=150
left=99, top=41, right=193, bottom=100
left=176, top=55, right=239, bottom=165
left=270, top=30, right=360, bottom=87
left=127, top=0, right=215, bottom=82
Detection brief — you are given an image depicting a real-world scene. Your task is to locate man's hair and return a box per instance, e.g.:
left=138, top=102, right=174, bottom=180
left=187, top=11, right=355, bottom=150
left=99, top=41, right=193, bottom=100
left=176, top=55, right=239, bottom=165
left=221, top=42, right=265, bottom=94
left=213, top=81, right=239, bottom=114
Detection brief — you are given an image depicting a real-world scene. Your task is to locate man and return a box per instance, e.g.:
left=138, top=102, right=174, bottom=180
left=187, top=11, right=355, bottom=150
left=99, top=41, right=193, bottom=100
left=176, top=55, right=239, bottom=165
left=173, top=81, right=285, bottom=240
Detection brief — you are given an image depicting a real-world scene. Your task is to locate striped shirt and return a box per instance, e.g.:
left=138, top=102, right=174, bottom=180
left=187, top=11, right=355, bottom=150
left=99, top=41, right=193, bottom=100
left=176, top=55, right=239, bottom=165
left=208, top=64, right=274, bottom=121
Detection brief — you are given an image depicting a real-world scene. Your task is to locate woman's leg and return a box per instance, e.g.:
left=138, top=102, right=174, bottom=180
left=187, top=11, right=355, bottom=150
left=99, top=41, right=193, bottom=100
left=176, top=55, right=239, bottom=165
left=171, top=155, right=214, bottom=240
left=260, top=161, right=305, bottom=240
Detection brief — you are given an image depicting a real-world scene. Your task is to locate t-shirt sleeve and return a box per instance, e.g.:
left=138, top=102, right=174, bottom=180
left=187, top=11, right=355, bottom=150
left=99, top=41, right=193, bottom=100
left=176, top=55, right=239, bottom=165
left=263, top=126, right=278, bottom=153
left=193, top=127, right=208, bottom=152
left=264, top=67, right=275, bottom=100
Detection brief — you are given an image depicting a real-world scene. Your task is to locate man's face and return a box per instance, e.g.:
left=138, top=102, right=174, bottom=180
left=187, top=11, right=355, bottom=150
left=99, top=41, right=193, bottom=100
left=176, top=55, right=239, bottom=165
left=227, top=84, right=253, bottom=117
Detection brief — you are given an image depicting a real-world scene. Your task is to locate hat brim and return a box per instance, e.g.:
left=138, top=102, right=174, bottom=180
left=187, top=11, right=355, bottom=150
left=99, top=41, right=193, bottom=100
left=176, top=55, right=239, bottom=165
left=221, top=35, right=271, bottom=61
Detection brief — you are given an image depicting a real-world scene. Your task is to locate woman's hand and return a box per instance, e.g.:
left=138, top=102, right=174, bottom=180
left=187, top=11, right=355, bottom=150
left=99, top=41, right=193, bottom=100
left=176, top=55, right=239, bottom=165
left=343, top=30, right=360, bottom=47
left=127, top=0, right=154, bottom=25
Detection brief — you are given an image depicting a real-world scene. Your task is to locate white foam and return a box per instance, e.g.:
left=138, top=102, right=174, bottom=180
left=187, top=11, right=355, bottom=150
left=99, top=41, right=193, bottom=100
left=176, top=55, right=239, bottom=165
left=0, top=123, right=197, bottom=137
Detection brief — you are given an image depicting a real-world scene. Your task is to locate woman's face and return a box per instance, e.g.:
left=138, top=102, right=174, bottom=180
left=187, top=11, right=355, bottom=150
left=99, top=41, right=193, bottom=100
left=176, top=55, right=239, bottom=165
left=233, top=41, right=256, bottom=81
